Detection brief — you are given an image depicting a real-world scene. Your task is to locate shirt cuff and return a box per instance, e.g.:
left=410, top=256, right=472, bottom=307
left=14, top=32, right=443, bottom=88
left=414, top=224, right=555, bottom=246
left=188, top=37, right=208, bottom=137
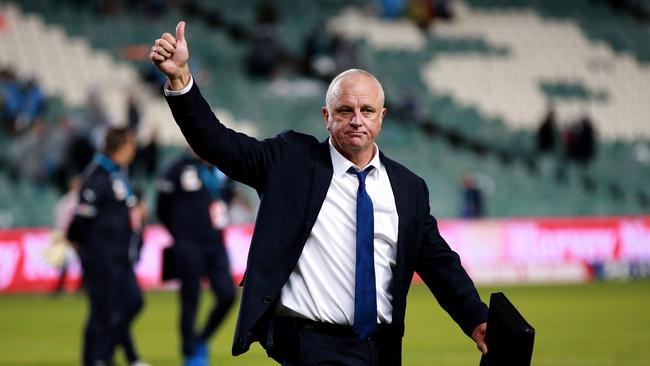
left=163, top=75, right=194, bottom=96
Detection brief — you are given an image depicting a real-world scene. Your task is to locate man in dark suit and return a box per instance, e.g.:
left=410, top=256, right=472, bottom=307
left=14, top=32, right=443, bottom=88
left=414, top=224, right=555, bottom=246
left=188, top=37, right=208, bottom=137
left=150, top=21, right=488, bottom=365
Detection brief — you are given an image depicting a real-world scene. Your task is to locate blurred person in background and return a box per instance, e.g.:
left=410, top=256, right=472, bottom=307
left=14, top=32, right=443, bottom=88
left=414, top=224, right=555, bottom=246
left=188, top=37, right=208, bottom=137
left=300, top=21, right=335, bottom=81
left=7, top=118, right=49, bottom=186
left=536, top=107, right=558, bottom=155
left=246, top=0, right=286, bottom=79
left=405, top=0, right=455, bottom=34
left=378, top=0, right=406, bottom=19
left=563, top=114, right=597, bottom=166
left=406, top=0, right=436, bottom=34
left=574, top=114, right=597, bottom=166
left=45, top=115, right=77, bottom=193
left=246, top=26, right=286, bottom=79
left=126, top=91, right=141, bottom=131
left=84, top=87, right=111, bottom=148
left=329, top=34, right=363, bottom=77
left=300, top=25, right=363, bottom=83
left=66, top=127, right=150, bottom=366
left=156, top=150, right=236, bottom=366
left=69, top=125, right=97, bottom=175
left=0, top=72, right=45, bottom=135
left=14, top=77, right=45, bottom=132
left=0, top=67, right=18, bottom=134
left=459, top=173, right=484, bottom=219
left=392, top=88, right=422, bottom=122
left=133, top=130, right=159, bottom=179
left=150, top=21, right=487, bottom=365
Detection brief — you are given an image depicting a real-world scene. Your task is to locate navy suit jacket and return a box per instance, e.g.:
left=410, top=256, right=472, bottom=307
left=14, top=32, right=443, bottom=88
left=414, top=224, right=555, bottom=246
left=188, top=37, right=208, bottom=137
left=166, top=83, right=488, bottom=357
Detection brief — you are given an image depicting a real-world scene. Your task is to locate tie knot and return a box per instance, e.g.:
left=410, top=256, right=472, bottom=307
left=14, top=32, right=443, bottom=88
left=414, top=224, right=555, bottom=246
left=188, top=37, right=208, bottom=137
left=347, top=166, right=374, bottom=184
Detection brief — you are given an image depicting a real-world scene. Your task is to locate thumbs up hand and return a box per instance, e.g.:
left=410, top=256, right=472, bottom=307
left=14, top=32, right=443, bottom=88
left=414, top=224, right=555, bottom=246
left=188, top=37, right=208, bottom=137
left=150, top=21, right=191, bottom=90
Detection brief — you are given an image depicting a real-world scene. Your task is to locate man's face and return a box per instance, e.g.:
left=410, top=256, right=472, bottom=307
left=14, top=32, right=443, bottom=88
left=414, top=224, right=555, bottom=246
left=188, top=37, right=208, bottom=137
left=322, top=75, right=386, bottom=160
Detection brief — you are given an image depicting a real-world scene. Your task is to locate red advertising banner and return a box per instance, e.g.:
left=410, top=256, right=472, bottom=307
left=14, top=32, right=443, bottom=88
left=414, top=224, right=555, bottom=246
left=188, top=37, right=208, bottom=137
left=0, top=225, right=254, bottom=294
left=440, top=216, right=650, bottom=284
left=1, top=217, right=649, bottom=293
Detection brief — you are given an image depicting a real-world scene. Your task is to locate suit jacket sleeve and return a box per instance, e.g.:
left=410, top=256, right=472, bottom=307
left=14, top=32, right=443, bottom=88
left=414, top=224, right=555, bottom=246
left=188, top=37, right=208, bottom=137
left=415, top=179, right=488, bottom=337
left=165, top=82, right=288, bottom=191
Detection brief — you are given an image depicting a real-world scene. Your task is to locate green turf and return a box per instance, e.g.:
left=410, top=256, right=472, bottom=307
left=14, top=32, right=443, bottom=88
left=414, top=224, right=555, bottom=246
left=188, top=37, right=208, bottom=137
left=1, top=281, right=649, bottom=365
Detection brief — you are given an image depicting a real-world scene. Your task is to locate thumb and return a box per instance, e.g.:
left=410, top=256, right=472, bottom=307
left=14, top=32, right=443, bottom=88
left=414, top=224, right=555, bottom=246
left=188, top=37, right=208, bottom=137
left=478, top=341, right=488, bottom=355
left=175, top=21, right=186, bottom=43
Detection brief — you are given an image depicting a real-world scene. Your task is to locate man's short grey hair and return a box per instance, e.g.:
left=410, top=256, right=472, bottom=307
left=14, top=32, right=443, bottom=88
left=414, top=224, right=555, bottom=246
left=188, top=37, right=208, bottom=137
left=325, top=69, right=385, bottom=112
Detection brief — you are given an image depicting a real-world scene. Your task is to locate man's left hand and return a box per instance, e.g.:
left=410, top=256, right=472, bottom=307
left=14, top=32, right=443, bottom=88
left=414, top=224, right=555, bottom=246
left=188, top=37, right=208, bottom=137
left=472, top=322, right=488, bottom=354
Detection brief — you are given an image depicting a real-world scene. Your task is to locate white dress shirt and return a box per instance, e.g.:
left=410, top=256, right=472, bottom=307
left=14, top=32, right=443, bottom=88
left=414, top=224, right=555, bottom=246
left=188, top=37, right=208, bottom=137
left=278, top=140, right=399, bottom=325
left=165, top=77, right=400, bottom=325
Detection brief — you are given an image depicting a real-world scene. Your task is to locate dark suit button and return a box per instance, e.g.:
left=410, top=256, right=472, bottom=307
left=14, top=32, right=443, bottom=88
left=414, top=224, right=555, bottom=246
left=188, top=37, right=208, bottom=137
left=284, top=264, right=293, bottom=272
left=263, top=296, right=272, bottom=304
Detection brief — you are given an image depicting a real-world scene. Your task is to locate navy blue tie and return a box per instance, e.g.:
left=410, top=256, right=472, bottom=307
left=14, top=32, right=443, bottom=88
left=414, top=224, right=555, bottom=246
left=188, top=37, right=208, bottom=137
left=348, top=166, right=377, bottom=340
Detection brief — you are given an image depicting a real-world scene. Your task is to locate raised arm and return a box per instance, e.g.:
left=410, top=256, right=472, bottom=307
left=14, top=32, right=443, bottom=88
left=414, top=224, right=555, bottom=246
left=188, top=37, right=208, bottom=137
left=149, top=22, right=287, bottom=190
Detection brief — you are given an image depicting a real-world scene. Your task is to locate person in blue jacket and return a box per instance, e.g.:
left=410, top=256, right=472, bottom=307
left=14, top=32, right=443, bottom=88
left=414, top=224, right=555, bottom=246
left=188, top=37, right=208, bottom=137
left=156, top=151, right=236, bottom=366
left=67, top=127, right=149, bottom=366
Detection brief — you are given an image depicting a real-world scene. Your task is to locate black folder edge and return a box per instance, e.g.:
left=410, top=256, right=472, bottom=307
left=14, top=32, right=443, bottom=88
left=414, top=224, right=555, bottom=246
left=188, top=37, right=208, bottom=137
left=493, top=292, right=535, bottom=336
left=480, top=292, right=535, bottom=366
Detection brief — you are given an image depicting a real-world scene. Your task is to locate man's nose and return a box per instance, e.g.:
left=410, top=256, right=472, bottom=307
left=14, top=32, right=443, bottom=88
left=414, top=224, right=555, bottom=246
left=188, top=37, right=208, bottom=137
left=350, top=110, right=363, bottom=126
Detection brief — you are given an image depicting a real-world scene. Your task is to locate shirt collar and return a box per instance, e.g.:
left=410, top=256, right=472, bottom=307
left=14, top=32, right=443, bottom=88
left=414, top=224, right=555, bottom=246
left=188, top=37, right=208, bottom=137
left=328, top=138, right=382, bottom=178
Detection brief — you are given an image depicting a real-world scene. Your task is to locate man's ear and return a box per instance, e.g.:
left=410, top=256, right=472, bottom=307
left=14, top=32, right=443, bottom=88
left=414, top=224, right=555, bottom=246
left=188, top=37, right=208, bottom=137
left=322, top=106, right=330, bottom=130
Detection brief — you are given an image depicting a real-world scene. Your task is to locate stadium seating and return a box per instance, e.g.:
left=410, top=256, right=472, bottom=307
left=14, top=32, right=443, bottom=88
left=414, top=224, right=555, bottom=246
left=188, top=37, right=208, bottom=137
left=1, top=0, right=648, bottom=228
left=328, top=1, right=650, bottom=211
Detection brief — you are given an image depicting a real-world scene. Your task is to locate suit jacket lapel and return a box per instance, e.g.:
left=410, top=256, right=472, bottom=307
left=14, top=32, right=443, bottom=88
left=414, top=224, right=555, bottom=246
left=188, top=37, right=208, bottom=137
left=301, top=139, right=333, bottom=241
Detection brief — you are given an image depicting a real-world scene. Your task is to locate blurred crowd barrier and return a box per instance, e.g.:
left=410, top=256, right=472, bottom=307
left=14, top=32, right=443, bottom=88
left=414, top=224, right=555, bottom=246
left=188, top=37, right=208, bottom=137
left=1, top=217, right=650, bottom=294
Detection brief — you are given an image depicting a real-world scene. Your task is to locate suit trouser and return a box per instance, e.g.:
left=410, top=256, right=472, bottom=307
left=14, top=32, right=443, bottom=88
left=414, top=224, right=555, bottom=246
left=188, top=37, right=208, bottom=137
left=174, top=241, right=236, bottom=356
left=82, top=257, right=143, bottom=366
left=267, top=317, right=403, bottom=366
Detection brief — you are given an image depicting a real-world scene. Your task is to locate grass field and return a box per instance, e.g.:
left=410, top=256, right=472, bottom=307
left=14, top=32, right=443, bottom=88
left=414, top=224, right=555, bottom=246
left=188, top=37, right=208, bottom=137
left=1, top=281, right=649, bottom=366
